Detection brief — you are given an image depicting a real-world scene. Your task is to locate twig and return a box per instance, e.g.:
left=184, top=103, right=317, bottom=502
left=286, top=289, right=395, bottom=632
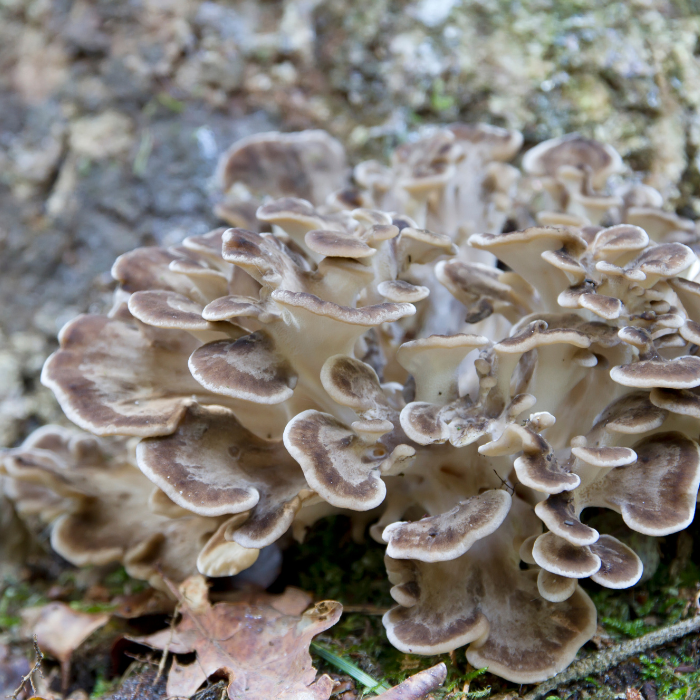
left=156, top=600, right=181, bottom=682
left=8, top=636, right=43, bottom=699
left=374, top=663, right=447, bottom=699
left=523, top=614, right=700, bottom=700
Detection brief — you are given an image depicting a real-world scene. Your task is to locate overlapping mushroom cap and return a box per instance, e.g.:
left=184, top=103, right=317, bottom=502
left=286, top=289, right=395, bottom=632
left=6, top=126, right=700, bottom=684
left=0, top=426, right=259, bottom=588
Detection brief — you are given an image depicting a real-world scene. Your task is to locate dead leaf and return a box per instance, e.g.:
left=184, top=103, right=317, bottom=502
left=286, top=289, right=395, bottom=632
left=374, top=664, right=447, bottom=700
left=26, top=602, right=110, bottom=690
left=212, top=586, right=313, bottom=616
left=131, top=575, right=342, bottom=700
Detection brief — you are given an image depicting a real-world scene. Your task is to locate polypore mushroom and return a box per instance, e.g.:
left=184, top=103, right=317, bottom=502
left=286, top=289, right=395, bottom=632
left=215, top=130, right=348, bottom=227
left=382, top=497, right=597, bottom=683
left=1, top=426, right=257, bottom=588
left=8, top=127, right=700, bottom=687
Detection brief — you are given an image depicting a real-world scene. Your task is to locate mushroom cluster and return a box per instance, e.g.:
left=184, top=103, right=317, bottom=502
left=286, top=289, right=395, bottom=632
left=3, top=126, right=700, bottom=683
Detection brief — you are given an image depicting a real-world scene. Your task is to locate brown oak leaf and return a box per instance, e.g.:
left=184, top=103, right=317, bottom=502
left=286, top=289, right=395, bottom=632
left=131, top=576, right=341, bottom=700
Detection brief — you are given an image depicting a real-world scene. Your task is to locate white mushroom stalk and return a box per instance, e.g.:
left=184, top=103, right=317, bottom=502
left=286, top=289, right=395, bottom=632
left=4, top=126, right=700, bottom=684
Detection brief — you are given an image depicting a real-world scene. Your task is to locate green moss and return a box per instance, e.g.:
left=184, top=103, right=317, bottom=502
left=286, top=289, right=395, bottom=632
left=281, top=516, right=393, bottom=607
left=0, top=578, right=48, bottom=632
left=639, top=654, right=700, bottom=699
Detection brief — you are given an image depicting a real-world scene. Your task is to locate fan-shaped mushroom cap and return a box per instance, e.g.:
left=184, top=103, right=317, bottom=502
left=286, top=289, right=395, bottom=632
left=284, top=410, right=414, bottom=511
left=127, top=291, right=237, bottom=336
left=137, top=404, right=309, bottom=547
left=448, top=123, right=523, bottom=162
left=595, top=391, right=668, bottom=434
left=382, top=498, right=596, bottom=683
left=217, top=130, right=348, bottom=205
left=522, top=134, right=624, bottom=189
left=589, top=535, right=643, bottom=589
left=3, top=426, right=252, bottom=588
left=320, top=355, right=392, bottom=418
left=570, top=445, right=637, bottom=468
left=41, top=314, right=204, bottom=437
left=577, top=432, right=700, bottom=536
left=480, top=417, right=581, bottom=494
left=195, top=515, right=260, bottom=577
left=626, top=207, right=695, bottom=242
left=610, top=355, right=700, bottom=389
left=590, top=225, right=649, bottom=264
left=537, top=569, right=577, bottom=603
left=112, top=247, right=204, bottom=298
left=304, top=229, right=376, bottom=259
left=435, top=259, right=533, bottom=324
left=189, top=330, right=298, bottom=404
left=532, top=531, right=601, bottom=578
left=257, top=198, right=349, bottom=253
left=534, top=493, right=598, bottom=546
left=382, top=490, right=512, bottom=562
left=377, top=280, right=430, bottom=303
left=627, top=243, right=696, bottom=288
left=649, top=387, right=700, bottom=417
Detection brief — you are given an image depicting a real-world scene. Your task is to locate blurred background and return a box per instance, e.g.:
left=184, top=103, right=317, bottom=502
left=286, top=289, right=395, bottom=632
left=1, top=0, right=700, bottom=448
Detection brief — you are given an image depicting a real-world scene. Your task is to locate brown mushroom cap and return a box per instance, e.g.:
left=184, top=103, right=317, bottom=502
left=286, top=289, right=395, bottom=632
left=534, top=493, right=598, bottom=546
left=578, top=431, right=700, bottom=536
left=570, top=446, right=637, bottom=468
left=448, top=123, right=523, bottom=161
left=610, top=355, right=700, bottom=389
left=272, top=289, right=415, bottom=326
left=189, top=330, right=298, bottom=404
left=532, top=532, right=601, bottom=578
left=382, top=490, right=512, bottom=562
left=221, top=227, right=312, bottom=292
left=304, top=229, right=376, bottom=259
left=284, top=410, right=414, bottom=511
left=217, top=130, right=348, bottom=204
left=320, top=355, right=389, bottom=414
left=590, top=225, right=649, bottom=263
left=137, top=404, right=308, bottom=547
left=41, top=314, right=205, bottom=437
left=629, top=243, right=696, bottom=283
left=257, top=197, right=346, bottom=246
left=595, top=391, right=668, bottom=434
left=377, top=280, right=430, bottom=303
left=4, top=426, right=250, bottom=585
left=649, top=387, right=700, bottom=417
left=537, top=569, right=577, bottom=603
left=522, top=134, right=623, bottom=189
left=111, top=247, right=203, bottom=298
left=383, top=498, right=597, bottom=683
left=589, top=535, right=643, bottom=589
left=201, top=296, right=266, bottom=322
left=127, top=291, right=237, bottom=334
left=480, top=419, right=580, bottom=494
